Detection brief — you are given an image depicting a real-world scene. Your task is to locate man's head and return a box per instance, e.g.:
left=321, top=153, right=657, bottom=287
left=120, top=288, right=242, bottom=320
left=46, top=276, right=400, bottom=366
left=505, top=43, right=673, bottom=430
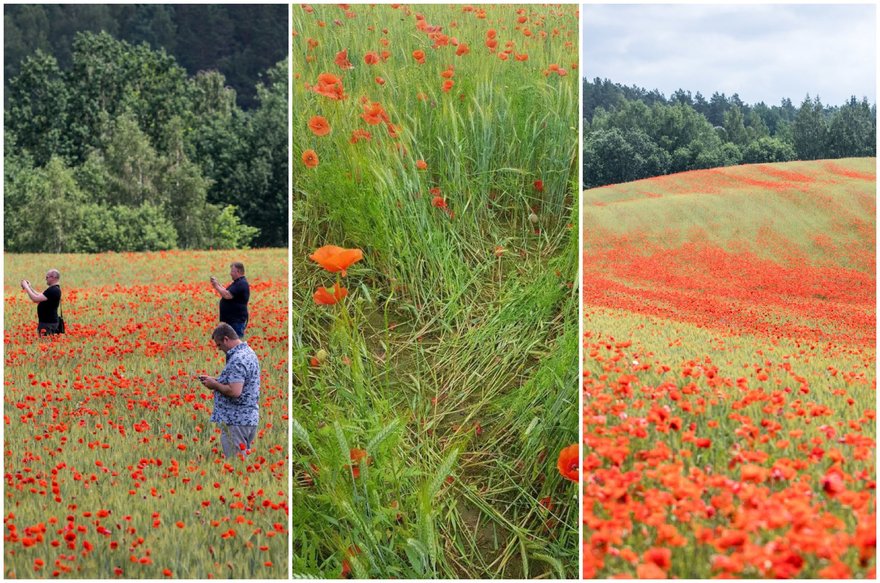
left=211, top=323, right=241, bottom=353
left=46, top=269, right=61, bottom=285
left=230, top=262, right=245, bottom=280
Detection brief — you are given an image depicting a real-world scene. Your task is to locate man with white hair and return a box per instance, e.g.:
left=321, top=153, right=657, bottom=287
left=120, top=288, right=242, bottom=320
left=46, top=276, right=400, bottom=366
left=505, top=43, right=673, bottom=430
left=20, top=269, right=63, bottom=336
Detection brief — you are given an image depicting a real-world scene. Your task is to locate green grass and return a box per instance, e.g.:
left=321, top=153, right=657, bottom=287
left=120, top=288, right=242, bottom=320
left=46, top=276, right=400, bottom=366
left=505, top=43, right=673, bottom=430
left=585, top=158, right=876, bottom=268
left=292, top=4, right=579, bottom=578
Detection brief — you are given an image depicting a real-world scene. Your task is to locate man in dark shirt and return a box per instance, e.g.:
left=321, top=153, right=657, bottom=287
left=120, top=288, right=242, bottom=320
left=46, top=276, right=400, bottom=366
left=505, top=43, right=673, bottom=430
left=21, top=269, right=62, bottom=336
left=211, top=262, right=250, bottom=338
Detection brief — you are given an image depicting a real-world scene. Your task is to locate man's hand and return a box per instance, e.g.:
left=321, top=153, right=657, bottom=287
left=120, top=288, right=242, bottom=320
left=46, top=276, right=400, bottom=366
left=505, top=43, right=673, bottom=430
left=198, top=375, right=218, bottom=391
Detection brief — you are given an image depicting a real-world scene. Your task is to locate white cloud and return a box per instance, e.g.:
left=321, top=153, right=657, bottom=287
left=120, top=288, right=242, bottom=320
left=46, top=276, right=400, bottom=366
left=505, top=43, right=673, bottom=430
left=582, top=4, right=876, bottom=105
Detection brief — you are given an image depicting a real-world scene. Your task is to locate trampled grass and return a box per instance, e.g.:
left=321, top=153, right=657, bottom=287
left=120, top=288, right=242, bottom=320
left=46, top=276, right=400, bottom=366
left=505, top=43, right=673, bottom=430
left=583, top=159, right=876, bottom=578
left=292, top=4, right=579, bottom=578
left=3, top=249, right=288, bottom=578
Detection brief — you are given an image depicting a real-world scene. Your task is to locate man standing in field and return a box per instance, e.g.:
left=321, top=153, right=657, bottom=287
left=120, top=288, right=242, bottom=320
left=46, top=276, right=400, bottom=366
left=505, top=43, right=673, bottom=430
left=198, top=323, right=260, bottom=457
left=20, top=269, right=63, bottom=336
left=211, top=262, right=250, bottom=338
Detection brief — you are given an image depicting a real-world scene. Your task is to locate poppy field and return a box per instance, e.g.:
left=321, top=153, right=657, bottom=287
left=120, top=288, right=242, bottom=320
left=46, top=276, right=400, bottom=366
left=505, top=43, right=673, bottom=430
left=583, top=158, right=876, bottom=578
left=3, top=250, right=289, bottom=578
left=292, top=4, right=579, bottom=578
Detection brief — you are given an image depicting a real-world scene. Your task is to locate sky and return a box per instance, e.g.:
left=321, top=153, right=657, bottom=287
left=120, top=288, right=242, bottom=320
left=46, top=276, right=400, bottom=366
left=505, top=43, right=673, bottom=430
left=581, top=4, right=876, bottom=106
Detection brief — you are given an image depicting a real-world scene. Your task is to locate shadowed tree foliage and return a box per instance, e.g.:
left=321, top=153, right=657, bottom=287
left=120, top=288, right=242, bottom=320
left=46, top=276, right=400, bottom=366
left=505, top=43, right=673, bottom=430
left=4, top=4, right=287, bottom=109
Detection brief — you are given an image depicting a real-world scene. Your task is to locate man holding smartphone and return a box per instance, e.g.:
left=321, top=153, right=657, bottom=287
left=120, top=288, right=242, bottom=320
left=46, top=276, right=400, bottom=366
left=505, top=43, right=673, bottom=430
left=210, top=262, right=250, bottom=338
left=197, top=322, right=260, bottom=457
left=21, top=269, right=63, bottom=336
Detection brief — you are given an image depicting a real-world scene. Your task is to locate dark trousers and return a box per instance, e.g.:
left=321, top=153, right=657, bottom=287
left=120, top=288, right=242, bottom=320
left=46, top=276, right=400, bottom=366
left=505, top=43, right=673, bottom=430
left=38, top=322, right=60, bottom=336
left=228, top=320, right=247, bottom=339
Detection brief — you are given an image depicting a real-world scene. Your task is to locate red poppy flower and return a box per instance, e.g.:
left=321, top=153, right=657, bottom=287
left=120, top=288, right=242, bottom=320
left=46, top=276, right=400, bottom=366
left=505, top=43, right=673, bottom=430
left=412, top=49, right=426, bottom=64
left=301, top=150, right=319, bottom=168
left=431, top=196, right=447, bottom=209
left=313, top=73, right=346, bottom=100
left=309, top=245, right=364, bottom=275
left=308, top=116, right=330, bottom=137
left=556, top=443, right=579, bottom=482
left=348, top=448, right=370, bottom=478
left=334, top=50, right=354, bottom=70
left=416, top=160, right=428, bottom=171
left=455, top=43, right=470, bottom=56
left=364, top=52, right=379, bottom=65
left=533, top=180, right=543, bottom=192
left=313, top=283, right=348, bottom=305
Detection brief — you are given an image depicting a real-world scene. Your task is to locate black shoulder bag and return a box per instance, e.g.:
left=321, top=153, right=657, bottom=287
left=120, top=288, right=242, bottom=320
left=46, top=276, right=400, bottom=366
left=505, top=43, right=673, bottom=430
left=57, top=297, right=66, bottom=334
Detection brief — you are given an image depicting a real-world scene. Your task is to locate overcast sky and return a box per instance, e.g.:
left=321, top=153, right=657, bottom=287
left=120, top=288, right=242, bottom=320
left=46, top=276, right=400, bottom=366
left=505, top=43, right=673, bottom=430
left=582, top=4, right=876, bottom=106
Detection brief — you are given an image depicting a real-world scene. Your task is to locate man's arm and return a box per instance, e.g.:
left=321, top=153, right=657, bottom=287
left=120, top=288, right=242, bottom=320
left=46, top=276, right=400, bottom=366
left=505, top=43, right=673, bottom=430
left=199, top=376, right=243, bottom=398
left=210, top=277, right=233, bottom=300
left=20, top=281, right=47, bottom=303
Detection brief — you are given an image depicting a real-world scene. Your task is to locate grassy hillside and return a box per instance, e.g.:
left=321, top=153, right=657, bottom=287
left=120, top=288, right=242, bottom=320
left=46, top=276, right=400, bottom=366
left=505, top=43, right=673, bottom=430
left=582, top=159, right=876, bottom=578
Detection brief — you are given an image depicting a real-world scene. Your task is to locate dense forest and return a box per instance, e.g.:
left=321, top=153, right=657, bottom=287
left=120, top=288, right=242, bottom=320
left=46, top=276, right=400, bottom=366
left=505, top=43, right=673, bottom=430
left=4, top=4, right=288, bottom=110
left=583, top=77, right=876, bottom=188
left=5, top=27, right=288, bottom=252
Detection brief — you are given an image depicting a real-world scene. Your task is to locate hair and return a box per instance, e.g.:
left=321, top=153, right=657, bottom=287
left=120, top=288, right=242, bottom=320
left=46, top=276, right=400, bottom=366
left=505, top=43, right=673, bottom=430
left=47, top=269, right=61, bottom=280
left=230, top=262, right=245, bottom=275
left=212, top=322, right=239, bottom=342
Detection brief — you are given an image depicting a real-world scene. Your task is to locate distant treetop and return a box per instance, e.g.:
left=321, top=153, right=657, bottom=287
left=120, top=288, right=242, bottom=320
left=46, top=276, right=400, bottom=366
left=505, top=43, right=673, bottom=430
left=4, top=4, right=288, bottom=110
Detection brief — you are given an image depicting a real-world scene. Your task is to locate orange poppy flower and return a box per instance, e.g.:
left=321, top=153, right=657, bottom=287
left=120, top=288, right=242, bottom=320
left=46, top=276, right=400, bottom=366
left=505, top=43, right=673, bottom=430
left=309, top=245, right=364, bottom=276
left=416, top=160, right=428, bottom=171
left=313, top=283, right=348, bottom=305
left=350, top=129, right=372, bottom=144
left=442, top=80, right=454, bottom=93
left=313, top=73, right=346, bottom=100
left=301, top=150, right=319, bottom=168
left=455, top=43, right=470, bottom=56
left=557, top=443, right=579, bottom=482
left=334, top=50, right=353, bottom=70
left=348, top=448, right=370, bottom=478
left=308, top=116, right=330, bottom=137
left=412, top=49, right=426, bottom=64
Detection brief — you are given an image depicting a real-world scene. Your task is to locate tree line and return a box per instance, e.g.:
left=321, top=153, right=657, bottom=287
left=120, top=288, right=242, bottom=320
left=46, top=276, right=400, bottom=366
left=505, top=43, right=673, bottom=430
left=5, top=32, right=288, bottom=253
left=583, top=78, right=876, bottom=188
left=4, top=4, right=288, bottom=110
